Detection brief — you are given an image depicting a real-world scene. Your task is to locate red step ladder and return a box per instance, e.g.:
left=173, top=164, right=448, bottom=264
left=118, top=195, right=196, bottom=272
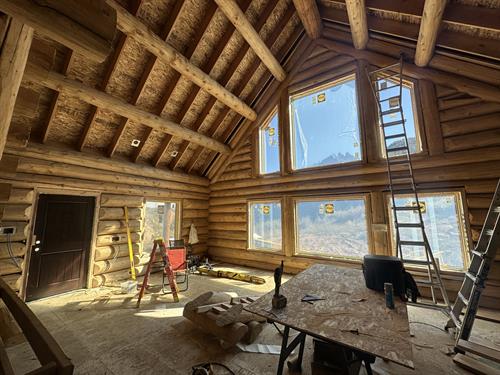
left=136, top=238, right=179, bottom=307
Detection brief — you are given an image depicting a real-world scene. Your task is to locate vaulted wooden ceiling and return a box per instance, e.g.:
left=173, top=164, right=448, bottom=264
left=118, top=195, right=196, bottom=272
left=3, top=0, right=500, bottom=178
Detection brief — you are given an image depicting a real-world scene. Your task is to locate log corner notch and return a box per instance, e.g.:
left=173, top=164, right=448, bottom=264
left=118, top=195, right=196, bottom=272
left=0, top=17, right=33, bottom=160
left=292, top=0, right=323, bottom=40
left=0, top=0, right=116, bottom=63
left=214, top=0, right=287, bottom=82
left=345, top=0, right=369, bottom=50
left=415, top=0, right=447, bottom=67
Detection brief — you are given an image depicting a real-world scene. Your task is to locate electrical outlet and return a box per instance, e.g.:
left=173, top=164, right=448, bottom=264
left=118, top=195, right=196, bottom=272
left=0, top=227, right=16, bottom=235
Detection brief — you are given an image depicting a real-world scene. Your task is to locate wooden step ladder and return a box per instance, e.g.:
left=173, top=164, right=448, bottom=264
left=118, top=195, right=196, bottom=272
left=447, top=179, right=500, bottom=355
left=368, top=56, right=451, bottom=313
left=136, top=238, right=179, bottom=307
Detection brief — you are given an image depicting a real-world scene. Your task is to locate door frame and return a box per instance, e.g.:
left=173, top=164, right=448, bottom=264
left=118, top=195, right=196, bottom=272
left=21, top=188, right=100, bottom=300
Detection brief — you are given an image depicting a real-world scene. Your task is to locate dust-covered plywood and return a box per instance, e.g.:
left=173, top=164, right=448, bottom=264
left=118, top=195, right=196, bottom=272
left=246, top=264, right=415, bottom=369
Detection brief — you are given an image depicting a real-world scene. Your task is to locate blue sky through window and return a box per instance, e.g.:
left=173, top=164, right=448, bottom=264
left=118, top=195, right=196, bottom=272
left=259, top=111, right=280, bottom=174
left=249, top=202, right=282, bottom=251
left=290, top=76, right=361, bottom=169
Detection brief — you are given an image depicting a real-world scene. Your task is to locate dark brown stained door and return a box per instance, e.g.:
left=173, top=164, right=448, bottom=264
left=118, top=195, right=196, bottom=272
left=26, top=194, right=95, bottom=301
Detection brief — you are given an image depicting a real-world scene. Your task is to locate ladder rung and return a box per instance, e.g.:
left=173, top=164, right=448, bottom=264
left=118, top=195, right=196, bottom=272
left=393, top=206, right=420, bottom=211
left=388, top=158, right=409, bottom=165
left=458, top=292, right=469, bottom=306
left=385, top=133, right=406, bottom=140
left=382, top=119, right=405, bottom=128
left=396, top=223, right=423, bottom=228
left=402, top=259, right=432, bottom=266
left=470, top=250, right=484, bottom=258
left=400, top=240, right=426, bottom=247
left=381, top=108, right=402, bottom=116
left=370, top=62, right=401, bottom=75
left=380, top=95, right=401, bottom=103
left=375, top=83, right=399, bottom=92
left=465, top=272, right=477, bottom=283
left=387, top=146, right=408, bottom=153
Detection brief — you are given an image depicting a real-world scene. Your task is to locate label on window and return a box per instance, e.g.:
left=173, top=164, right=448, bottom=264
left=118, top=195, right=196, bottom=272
left=325, top=203, right=334, bottom=214
left=317, top=93, right=326, bottom=103
left=157, top=205, right=164, bottom=214
left=407, top=201, right=426, bottom=213
left=262, top=205, right=270, bottom=215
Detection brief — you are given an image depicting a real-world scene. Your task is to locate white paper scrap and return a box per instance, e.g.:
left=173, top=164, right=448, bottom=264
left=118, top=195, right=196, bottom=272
left=236, top=343, right=293, bottom=356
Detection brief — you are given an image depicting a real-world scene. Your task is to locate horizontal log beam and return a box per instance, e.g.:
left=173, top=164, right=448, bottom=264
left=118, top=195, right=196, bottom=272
left=106, top=0, right=256, bottom=121
left=0, top=0, right=114, bottom=62
left=24, top=65, right=231, bottom=155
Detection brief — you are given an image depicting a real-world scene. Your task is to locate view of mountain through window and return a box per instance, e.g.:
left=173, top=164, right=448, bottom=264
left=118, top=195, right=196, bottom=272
left=388, top=192, right=467, bottom=270
left=295, top=198, right=369, bottom=258
left=249, top=201, right=282, bottom=251
left=290, top=75, right=361, bottom=170
left=259, top=110, right=280, bottom=174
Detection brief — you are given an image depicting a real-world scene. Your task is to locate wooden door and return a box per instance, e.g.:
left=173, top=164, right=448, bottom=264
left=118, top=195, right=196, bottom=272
left=26, top=194, right=95, bottom=301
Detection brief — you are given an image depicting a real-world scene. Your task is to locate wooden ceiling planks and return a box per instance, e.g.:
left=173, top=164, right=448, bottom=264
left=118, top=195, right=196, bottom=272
left=167, top=0, right=280, bottom=172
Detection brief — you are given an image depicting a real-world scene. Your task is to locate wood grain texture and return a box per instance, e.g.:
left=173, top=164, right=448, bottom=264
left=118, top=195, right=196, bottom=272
left=292, top=0, right=323, bottom=39
left=415, top=0, right=447, bottom=67
left=345, top=0, right=368, bottom=49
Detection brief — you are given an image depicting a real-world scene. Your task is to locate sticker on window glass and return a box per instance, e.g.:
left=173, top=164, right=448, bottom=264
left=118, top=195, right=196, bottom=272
left=157, top=205, right=164, bottom=214
left=319, top=204, right=324, bottom=214
left=261, top=205, right=271, bottom=215
left=325, top=203, right=334, bottom=215
left=317, top=93, right=326, bottom=103
left=407, top=200, right=426, bottom=213
left=389, top=97, right=400, bottom=108
left=267, top=127, right=275, bottom=136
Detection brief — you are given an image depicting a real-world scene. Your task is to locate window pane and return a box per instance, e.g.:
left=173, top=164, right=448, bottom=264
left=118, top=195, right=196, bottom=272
left=259, top=111, right=280, bottom=174
left=296, top=198, right=368, bottom=258
left=144, top=201, right=178, bottom=247
left=389, top=193, right=466, bottom=270
left=290, top=76, right=361, bottom=169
left=378, top=80, right=421, bottom=156
left=249, top=202, right=282, bottom=250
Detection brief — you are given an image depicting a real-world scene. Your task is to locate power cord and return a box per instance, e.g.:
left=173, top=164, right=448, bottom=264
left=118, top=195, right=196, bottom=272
left=191, top=362, right=235, bottom=375
left=6, top=233, right=21, bottom=269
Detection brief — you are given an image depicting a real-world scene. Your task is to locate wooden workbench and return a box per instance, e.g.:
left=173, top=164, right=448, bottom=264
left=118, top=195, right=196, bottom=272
left=245, top=264, right=414, bottom=373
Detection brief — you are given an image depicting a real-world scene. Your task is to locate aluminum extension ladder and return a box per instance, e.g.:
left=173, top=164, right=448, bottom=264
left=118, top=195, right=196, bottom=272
left=447, top=179, right=500, bottom=345
left=368, top=57, right=451, bottom=313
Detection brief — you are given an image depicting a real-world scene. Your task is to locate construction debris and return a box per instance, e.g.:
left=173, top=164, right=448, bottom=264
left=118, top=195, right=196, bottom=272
left=197, top=266, right=266, bottom=285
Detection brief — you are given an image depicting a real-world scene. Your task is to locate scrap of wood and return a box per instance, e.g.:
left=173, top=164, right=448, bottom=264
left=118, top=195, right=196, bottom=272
left=453, top=353, right=500, bottom=375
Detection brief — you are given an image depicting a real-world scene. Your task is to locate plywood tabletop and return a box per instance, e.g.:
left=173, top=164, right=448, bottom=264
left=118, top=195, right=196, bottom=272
left=245, top=263, right=414, bottom=369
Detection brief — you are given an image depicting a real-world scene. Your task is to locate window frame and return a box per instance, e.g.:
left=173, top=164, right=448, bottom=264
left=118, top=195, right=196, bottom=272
left=385, top=190, right=470, bottom=271
left=377, top=77, right=426, bottom=159
left=143, top=199, right=182, bottom=244
left=247, top=198, right=284, bottom=253
left=288, top=73, right=364, bottom=173
left=292, top=194, right=373, bottom=260
left=257, top=107, right=281, bottom=176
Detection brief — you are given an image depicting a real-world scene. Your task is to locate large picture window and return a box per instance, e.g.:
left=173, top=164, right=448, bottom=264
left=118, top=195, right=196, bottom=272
left=143, top=201, right=180, bottom=247
left=290, top=75, right=362, bottom=170
left=388, top=192, right=468, bottom=270
left=378, top=79, right=422, bottom=157
left=248, top=201, right=282, bottom=251
left=295, top=196, right=369, bottom=258
left=258, top=109, right=280, bottom=175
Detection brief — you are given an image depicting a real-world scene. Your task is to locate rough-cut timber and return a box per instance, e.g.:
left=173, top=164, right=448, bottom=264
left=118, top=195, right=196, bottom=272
left=415, top=0, right=447, bottom=67
left=344, top=0, right=368, bottom=49
left=292, top=0, right=323, bottom=39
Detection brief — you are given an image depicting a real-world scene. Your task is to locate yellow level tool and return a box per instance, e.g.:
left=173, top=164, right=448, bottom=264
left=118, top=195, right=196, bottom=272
left=124, top=207, right=136, bottom=280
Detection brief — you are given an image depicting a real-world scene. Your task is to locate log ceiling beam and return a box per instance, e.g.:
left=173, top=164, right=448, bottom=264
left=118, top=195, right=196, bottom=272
left=0, top=19, right=33, bottom=159
left=100, top=0, right=186, bottom=157
left=320, top=5, right=500, bottom=62
left=214, top=0, right=287, bottom=82
left=166, top=0, right=280, bottom=171
left=317, top=36, right=500, bottom=104
left=106, top=0, right=256, bottom=121
left=134, top=0, right=223, bottom=165
left=415, top=0, right=447, bottom=67
left=24, top=64, right=231, bottom=154
left=0, top=0, right=115, bottom=63
left=292, top=0, right=323, bottom=39
left=186, top=6, right=298, bottom=175
left=324, top=0, right=500, bottom=32
left=344, top=0, right=368, bottom=49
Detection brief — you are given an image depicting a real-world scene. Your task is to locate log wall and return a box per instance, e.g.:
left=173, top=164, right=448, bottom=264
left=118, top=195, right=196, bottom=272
left=0, top=144, right=209, bottom=295
left=208, top=47, right=500, bottom=309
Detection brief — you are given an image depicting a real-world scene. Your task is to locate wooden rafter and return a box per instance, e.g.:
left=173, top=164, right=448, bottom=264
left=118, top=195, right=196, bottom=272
left=292, top=0, right=323, bottom=39
left=0, top=0, right=115, bottom=63
left=102, top=1, right=185, bottom=157
left=166, top=0, right=279, bottom=171
left=184, top=4, right=297, bottom=174
left=320, top=5, right=500, bottom=62
left=40, top=49, right=74, bottom=144
left=106, top=0, right=256, bottom=121
left=214, top=0, right=287, bottom=82
left=415, top=0, right=447, bottom=67
left=0, top=18, right=33, bottom=158
left=133, top=1, right=222, bottom=164
left=344, top=0, right=368, bottom=49
left=25, top=64, right=231, bottom=154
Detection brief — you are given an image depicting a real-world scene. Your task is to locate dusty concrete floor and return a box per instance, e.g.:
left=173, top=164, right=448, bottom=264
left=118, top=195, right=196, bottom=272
left=6, top=264, right=500, bottom=374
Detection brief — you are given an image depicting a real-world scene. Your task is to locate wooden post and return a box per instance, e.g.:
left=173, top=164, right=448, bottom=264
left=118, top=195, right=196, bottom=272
left=345, top=0, right=369, bottom=49
left=214, top=0, right=286, bottom=81
left=292, top=0, right=323, bottom=39
left=106, top=0, right=257, bottom=121
left=370, top=192, right=389, bottom=255
left=415, top=0, right=447, bottom=67
left=0, top=19, right=33, bottom=159
left=419, top=80, right=444, bottom=156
